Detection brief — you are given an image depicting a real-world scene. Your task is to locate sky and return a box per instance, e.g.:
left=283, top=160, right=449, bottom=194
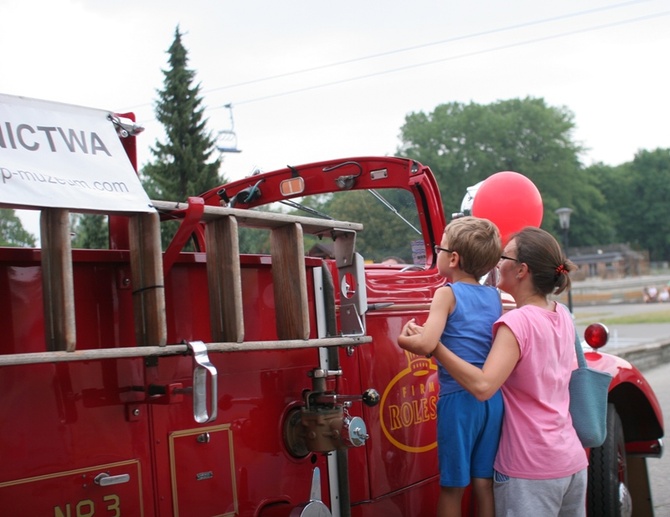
left=2, top=0, right=669, bottom=239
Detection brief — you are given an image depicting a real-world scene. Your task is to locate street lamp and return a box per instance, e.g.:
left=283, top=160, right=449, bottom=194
left=555, top=207, right=573, bottom=312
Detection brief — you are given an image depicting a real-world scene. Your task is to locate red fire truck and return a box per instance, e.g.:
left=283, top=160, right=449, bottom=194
left=0, top=94, right=664, bottom=516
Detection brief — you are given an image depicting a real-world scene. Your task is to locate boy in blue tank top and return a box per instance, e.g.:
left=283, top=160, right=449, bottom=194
left=398, top=216, right=503, bottom=517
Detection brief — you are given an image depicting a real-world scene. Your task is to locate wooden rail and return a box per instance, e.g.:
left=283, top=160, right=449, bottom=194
left=0, top=337, right=372, bottom=367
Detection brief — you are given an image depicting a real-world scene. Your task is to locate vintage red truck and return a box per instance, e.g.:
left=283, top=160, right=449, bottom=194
left=0, top=94, right=664, bottom=516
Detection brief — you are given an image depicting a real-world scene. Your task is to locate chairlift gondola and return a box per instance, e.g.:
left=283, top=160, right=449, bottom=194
left=216, top=103, right=242, bottom=154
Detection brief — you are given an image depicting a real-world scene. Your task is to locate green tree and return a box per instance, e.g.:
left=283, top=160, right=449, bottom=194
left=0, top=209, right=36, bottom=247
left=72, top=28, right=224, bottom=250
left=583, top=162, right=624, bottom=244
left=397, top=97, right=613, bottom=246
left=611, top=149, right=670, bottom=261
left=71, top=214, right=108, bottom=249
left=140, top=26, right=224, bottom=249
left=141, top=26, right=223, bottom=202
left=320, top=189, right=422, bottom=263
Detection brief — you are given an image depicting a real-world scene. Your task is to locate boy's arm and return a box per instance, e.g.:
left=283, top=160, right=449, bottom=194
left=398, top=286, right=453, bottom=355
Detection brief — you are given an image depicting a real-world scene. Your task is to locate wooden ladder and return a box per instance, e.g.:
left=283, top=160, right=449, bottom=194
left=37, top=202, right=366, bottom=358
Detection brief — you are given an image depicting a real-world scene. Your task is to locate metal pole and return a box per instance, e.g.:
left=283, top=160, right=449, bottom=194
left=564, top=227, right=574, bottom=313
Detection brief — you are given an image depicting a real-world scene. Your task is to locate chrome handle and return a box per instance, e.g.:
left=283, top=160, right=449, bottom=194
left=188, top=341, right=218, bottom=424
left=94, top=473, right=130, bottom=487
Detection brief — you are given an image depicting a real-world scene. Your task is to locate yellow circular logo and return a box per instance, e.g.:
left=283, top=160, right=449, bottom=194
left=380, top=351, right=439, bottom=453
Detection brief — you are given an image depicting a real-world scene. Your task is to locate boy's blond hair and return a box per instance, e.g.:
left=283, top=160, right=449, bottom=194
left=444, top=216, right=502, bottom=279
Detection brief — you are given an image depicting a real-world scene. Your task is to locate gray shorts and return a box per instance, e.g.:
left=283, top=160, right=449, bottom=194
left=493, top=469, right=587, bottom=517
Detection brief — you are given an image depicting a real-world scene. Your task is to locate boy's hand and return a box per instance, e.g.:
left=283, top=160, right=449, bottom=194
left=407, top=320, right=424, bottom=335
left=400, top=318, right=423, bottom=337
left=398, top=318, right=431, bottom=354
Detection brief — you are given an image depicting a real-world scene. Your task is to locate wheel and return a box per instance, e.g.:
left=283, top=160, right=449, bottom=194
left=587, top=404, right=632, bottom=517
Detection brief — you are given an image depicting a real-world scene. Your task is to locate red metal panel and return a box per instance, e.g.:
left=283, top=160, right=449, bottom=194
left=147, top=352, right=331, bottom=516
left=0, top=360, right=154, bottom=515
left=0, top=461, right=144, bottom=516
left=169, top=425, right=237, bottom=516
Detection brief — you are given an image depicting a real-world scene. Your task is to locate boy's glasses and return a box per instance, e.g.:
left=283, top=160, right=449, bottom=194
left=434, top=245, right=453, bottom=255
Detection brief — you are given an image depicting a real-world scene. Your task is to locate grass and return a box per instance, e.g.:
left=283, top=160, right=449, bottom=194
left=574, top=311, right=611, bottom=320
left=591, top=310, right=670, bottom=325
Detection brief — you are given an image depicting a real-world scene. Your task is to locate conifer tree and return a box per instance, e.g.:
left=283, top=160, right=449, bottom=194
left=72, top=26, right=223, bottom=249
left=142, top=26, right=223, bottom=201
left=70, top=214, right=108, bottom=249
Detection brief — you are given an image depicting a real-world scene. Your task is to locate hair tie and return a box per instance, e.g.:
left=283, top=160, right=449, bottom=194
left=555, top=264, right=568, bottom=275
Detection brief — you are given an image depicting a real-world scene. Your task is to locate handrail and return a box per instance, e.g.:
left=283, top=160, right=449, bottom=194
left=0, top=337, right=372, bottom=367
left=151, top=199, right=364, bottom=235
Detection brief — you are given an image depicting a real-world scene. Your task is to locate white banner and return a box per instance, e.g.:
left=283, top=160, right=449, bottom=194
left=0, top=93, right=154, bottom=213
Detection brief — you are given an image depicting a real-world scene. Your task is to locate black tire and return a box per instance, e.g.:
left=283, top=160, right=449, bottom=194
left=587, top=403, right=631, bottom=517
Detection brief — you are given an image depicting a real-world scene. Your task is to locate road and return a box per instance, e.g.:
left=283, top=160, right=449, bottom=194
left=643, top=362, right=670, bottom=516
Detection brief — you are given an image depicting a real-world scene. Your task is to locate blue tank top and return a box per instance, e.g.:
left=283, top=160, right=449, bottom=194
left=438, top=282, right=502, bottom=395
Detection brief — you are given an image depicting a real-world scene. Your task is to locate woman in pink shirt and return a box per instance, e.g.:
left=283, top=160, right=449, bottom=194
left=431, top=226, right=587, bottom=516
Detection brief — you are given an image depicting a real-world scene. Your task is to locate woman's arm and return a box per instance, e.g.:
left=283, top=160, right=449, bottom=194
left=431, top=324, right=520, bottom=401
left=398, top=286, right=453, bottom=356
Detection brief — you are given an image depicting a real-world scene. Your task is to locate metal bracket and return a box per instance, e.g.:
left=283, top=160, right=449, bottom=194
left=188, top=341, right=218, bottom=423
left=338, top=252, right=367, bottom=336
left=332, top=229, right=356, bottom=269
left=163, top=197, right=206, bottom=274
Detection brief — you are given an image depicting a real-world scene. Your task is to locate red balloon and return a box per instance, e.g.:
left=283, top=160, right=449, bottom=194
left=471, top=171, right=543, bottom=245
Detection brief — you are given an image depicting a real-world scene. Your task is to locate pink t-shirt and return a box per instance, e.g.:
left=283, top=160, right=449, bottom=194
left=493, top=303, right=588, bottom=479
